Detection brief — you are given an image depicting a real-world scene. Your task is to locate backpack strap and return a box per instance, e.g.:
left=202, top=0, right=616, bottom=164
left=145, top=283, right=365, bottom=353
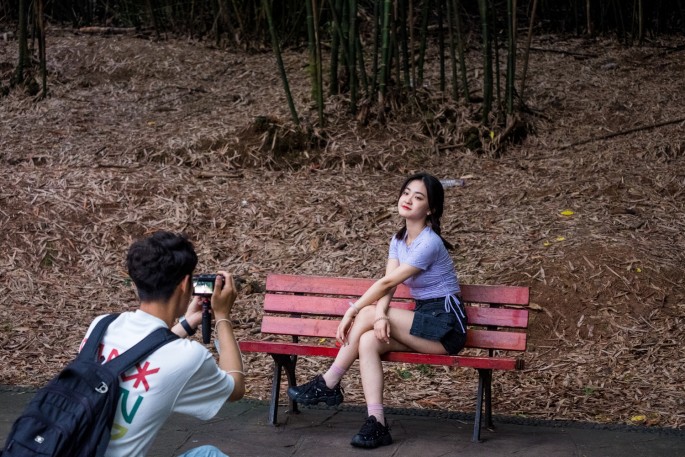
left=79, top=313, right=121, bottom=361
left=78, top=313, right=179, bottom=376
left=103, top=327, right=179, bottom=376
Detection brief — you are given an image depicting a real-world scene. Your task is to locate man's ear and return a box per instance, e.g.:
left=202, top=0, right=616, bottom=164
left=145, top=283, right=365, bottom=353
left=179, top=275, right=191, bottom=293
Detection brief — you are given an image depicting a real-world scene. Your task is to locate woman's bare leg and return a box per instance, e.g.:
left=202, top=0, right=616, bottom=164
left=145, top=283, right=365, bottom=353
left=322, top=305, right=377, bottom=387
left=358, top=308, right=447, bottom=423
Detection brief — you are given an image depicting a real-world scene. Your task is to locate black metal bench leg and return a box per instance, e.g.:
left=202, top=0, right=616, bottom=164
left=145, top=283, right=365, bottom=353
left=484, top=369, right=494, bottom=429
left=282, top=355, right=299, bottom=417
left=472, top=369, right=485, bottom=442
left=269, top=354, right=299, bottom=425
left=268, top=356, right=283, bottom=425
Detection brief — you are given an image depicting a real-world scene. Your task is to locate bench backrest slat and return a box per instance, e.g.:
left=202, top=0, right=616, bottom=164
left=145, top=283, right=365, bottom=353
left=261, top=316, right=527, bottom=351
left=264, top=294, right=529, bottom=328
left=262, top=274, right=530, bottom=353
left=266, top=274, right=529, bottom=306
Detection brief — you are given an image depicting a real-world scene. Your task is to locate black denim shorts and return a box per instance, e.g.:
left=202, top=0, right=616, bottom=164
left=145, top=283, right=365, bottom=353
left=410, top=296, right=468, bottom=355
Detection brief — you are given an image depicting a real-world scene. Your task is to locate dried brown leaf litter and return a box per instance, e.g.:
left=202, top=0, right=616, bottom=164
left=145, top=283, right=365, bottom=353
left=1, top=31, right=684, bottom=429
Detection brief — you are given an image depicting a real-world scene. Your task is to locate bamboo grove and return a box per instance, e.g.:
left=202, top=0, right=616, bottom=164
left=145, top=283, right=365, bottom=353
left=2, top=0, right=684, bottom=148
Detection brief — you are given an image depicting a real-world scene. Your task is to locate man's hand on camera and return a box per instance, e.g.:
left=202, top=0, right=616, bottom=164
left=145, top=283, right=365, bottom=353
left=184, top=296, right=203, bottom=329
left=211, top=270, right=237, bottom=319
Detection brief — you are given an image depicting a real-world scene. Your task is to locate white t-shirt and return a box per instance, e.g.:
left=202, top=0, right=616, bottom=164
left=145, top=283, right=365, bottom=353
left=81, top=310, right=234, bottom=457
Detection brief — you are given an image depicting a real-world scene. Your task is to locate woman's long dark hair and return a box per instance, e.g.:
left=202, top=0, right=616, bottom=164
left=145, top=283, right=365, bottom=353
left=394, top=172, right=454, bottom=250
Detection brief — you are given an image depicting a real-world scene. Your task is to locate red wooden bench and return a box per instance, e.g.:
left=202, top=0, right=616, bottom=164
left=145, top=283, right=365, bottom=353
left=239, top=274, right=530, bottom=442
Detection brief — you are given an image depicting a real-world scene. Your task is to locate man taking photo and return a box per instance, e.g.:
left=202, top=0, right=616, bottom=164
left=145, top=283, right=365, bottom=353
left=81, top=231, right=244, bottom=457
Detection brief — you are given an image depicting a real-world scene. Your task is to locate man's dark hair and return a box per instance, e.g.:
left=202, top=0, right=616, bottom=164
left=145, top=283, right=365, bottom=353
left=126, top=231, right=198, bottom=302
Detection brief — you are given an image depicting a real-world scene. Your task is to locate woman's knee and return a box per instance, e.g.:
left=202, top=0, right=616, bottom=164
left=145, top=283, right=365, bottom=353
left=359, top=329, right=382, bottom=353
left=356, top=305, right=376, bottom=325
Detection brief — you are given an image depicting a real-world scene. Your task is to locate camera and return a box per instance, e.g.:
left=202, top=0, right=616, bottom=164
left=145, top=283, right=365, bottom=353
left=192, top=274, right=243, bottom=296
left=191, top=273, right=243, bottom=344
left=192, top=274, right=220, bottom=297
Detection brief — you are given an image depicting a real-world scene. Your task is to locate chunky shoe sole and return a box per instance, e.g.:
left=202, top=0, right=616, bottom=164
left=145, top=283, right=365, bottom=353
left=350, top=433, right=393, bottom=449
left=286, top=387, right=343, bottom=406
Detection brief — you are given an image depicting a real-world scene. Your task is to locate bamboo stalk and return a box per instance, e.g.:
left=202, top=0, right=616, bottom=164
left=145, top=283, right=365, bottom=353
left=559, top=117, right=685, bottom=150
left=262, top=0, right=299, bottom=126
left=356, top=32, right=369, bottom=93
left=36, top=0, right=47, bottom=98
left=13, top=0, right=28, bottom=85
left=348, top=0, right=358, bottom=114
left=438, top=0, right=446, bottom=93
left=454, top=0, right=470, bottom=101
left=328, top=0, right=342, bottom=95
left=492, top=0, right=502, bottom=119
left=478, top=0, right=493, bottom=123
left=379, top=0, right=392, bottom=101
left=409, top=0, right=415, bottom=89
left=398, top=0, right=411, bottom=91
left=519, top=0, right=538, bottom=105
left=416, top=0, right=431, bottom=88
left=506, top=0, right=516, bottom=114
left=446, top=0, right=459, bottom=100
left=370, top=0, right=381, bottom=96
left=312, top=0, right=324, bottom=125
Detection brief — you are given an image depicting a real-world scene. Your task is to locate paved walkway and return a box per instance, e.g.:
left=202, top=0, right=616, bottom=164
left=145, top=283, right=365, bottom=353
left=1, top=387, right=684, bottom=456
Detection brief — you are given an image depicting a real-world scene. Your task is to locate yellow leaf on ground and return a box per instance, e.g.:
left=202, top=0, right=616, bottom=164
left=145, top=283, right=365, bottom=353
left=560, top=209, right=575, bottom=216
left=556, top=236, right=566, bottom=242
left=630, top=415, right=646, bottom=423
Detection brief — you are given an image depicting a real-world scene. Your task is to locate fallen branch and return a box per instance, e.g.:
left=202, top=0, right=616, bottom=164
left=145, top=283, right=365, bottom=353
left=195, top=171, right=244, bottom=179
left=559, top=116, right=685, bottom=150
left=529, top=47, right=598, bottom=58
left=78, top=27, right=137, bottom=35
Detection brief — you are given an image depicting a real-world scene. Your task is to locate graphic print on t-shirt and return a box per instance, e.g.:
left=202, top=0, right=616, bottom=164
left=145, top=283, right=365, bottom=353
left=79, top=337, right=163, bottom=440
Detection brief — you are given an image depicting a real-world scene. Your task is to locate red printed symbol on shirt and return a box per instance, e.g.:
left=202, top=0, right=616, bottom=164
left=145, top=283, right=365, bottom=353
left=121, top=361, right=160, bottom=391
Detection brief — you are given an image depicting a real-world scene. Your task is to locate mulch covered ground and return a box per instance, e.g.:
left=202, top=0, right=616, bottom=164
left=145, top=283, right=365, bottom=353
left=0, top=28, right=683, bottom=429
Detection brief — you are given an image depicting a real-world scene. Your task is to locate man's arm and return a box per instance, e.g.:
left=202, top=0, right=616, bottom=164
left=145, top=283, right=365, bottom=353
left=211, top=271, right=245, bottom=402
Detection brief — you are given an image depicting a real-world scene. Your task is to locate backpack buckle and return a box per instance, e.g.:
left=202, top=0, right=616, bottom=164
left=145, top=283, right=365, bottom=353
left=95, top=382, right=109, bottom=394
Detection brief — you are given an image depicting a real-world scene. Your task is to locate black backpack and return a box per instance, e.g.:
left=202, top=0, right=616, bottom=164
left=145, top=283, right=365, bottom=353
left=1, top=314, right=178, bottom=457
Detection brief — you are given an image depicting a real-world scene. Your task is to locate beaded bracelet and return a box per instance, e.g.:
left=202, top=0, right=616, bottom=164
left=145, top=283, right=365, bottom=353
left=214, top=318, right=232, bottom=332
left=349, top=301, right=360, bottom=315
left=374, top=316, right=390, bottom=324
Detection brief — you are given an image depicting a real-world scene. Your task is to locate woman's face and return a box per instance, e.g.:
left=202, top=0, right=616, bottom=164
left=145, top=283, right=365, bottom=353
left=398, top=179, right=430, bottom=222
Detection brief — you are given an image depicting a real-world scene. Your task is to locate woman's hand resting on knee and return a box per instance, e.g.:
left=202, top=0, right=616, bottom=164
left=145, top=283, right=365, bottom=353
left=374, top=315, right=391, bottom=344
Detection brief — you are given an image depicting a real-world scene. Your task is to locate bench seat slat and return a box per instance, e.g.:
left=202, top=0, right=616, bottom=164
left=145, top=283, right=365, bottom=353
left=238, top=341, right=522, bottom=370
left=266, top=274, right=529, bottom=306
left=264, top=294, right=529, bottom=328
left=261, top=316, right=527, bottom=351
